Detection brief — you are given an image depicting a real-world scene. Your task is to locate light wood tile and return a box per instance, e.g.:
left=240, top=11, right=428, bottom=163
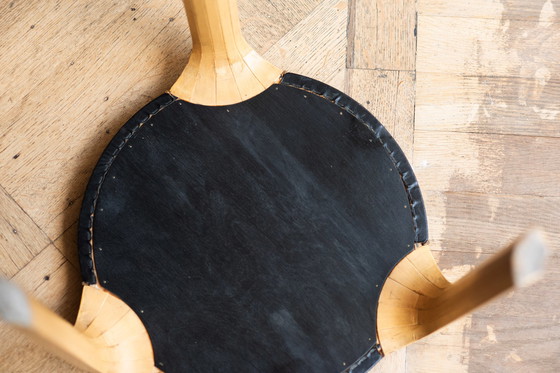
left=264, top=0, right=348, bottom=90
left=405, top=320, right=473, bottom=373
left=0, top=185, right=50, bottom=278
left=348, top=0, right=416, bottom=70
left=239, top=0, right=322, bottom=52
left=0, top=0, right=186, bottom=239
left=391, top=71, right=416, bottom=160
left=416, top=73, right=560, bottom=137
left=422, top=191, right=560, bottom=254
left=347, top=69, right=416, bottom=158
left=53, top=222, right=79, bottom=270
left=369, top=348, right=407, bottom=372
left=418, top=0, right=560, bottom=22
left=417, top=15, right=560, bottom=78
left=413, top=130, right=560, bottom=197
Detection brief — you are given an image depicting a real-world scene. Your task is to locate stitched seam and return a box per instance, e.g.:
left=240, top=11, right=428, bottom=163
left=282, top=77, right=424, bottom=371
left=346, top=344, right=381, bottom=373
left=85, top=96, right=177, bottom=284
left=281, top=79, right=422, bottom=242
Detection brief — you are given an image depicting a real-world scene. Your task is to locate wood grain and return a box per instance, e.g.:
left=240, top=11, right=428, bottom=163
left=370, top=348, right=407, bottom=372
left=348, top=0, right=416, bottom=70
left=413, top=130, right=560, bottom=197
left=53, top=222, right=79, bottom=270
left=238, top=0, right=322, bottom=52
left=0, top=186, right=50, bottom=278
left=417, top=15, right=560, bottom=78
left=346, top=69, right=416, bottom=159
left=0, top=0, right=187, bottom=239
left=264, top=0, right=349, bottom=90
left=418, top=0, right=560, bottom=22
left=423, top=191, right=560, bottom=254
left=9, top=245, right=81, bottom=321
left=415, top=73, right=560, bottom=137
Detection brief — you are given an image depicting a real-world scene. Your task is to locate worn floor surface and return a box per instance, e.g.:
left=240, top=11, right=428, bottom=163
left=0, top=0, right=558, bottom=372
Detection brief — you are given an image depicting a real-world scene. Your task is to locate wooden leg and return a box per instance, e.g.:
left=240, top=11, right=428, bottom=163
left=0, top=280, right=107, bottom=372
left=377, top=231, right=547, bottom=354
left=0, top=282, right=157, bottom=373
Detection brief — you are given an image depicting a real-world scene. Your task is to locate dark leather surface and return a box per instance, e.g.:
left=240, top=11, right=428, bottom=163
left=77, top=73, right=428, bottom=372
left=281, top=74, right=428, bottom=243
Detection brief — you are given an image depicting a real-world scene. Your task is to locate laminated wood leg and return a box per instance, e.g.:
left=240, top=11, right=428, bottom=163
left=169, top=0, right=283, bottom=105
left=377, top=231, right=547, bottom=354
left=0, top=283, right=158, bottom=373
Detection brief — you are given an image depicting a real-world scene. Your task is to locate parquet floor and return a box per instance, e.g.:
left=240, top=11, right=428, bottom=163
left=1, top=0, right=558, bottom=372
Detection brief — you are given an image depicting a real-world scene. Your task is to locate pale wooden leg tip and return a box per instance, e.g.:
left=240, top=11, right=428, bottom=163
left=512, top=230, right=548, bottom=288
left=0, top=278, right=31, bottom=327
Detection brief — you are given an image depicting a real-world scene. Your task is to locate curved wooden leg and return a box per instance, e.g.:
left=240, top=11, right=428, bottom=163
left=0, top=282, right=157, bottom=373
left=377, top=231, right=547, bottom=354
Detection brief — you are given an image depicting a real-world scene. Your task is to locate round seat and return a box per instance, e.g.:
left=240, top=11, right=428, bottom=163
left=78, top=74, right=427, bottom=373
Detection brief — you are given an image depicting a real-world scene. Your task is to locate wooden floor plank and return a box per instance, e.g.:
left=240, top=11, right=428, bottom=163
left=264, top=0, right=348, bottom=90
left=347, top=69, right=399, bottom=134
left=459, top=313, right=560, bottom=372
left=405, top=320, right=472, bottom=373
left=0, top=185, right=50, bottom=278
left=0, top=0, right=187, bottom=239
left=391, top=71, right=416, bottom=161
left=422, top=191, right=560, bottom=254
left=53, top=222, right=79, bottom=270
left=346, top=69, right=415, bottom=158
left=415, top=73, right=560, bottom=137
left=9, top=245, right=81, bottom=318
left=0, top=331, right=84, bottom=373
left=418, top=0, right=560, bottom=22
left=417, top=15, right=560, bottom=78
left=370, top=348, right=407, bottom=372
left=413, top=130, right=560, bottom=197
left=347, top=0, right=416, bottom=70
left=239, top=0, right=322, bottom=52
